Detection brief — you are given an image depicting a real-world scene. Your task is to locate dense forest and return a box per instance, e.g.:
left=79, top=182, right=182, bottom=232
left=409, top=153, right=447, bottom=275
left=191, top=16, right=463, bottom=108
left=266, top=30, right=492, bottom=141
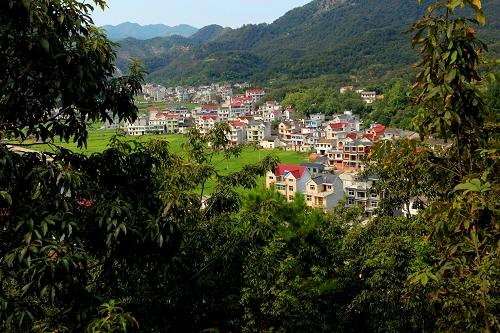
left=0, top=0, right=499, bottom=332
left=114, top=0, right=500, bottom=90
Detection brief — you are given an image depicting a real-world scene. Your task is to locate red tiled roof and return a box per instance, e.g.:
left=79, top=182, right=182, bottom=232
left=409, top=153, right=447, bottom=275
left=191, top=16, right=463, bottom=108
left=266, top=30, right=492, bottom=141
left=274, top=164, right=306, bottom=179
left=363, top=133, right=375, bottom=141
left=201, top=115, right=217, bottom=121
left=330, top=122, right=349, bottom=129
left=372, top=124, right=386, bottom=133
left=246, top=88, right=265, bottom=94
left=230, top=121, right=245, bottom=127
left=347, top=132, right=358, bottom=140
left=231, top=102, right=244, bottom=107
left=202, top=105, right=218, bottom=110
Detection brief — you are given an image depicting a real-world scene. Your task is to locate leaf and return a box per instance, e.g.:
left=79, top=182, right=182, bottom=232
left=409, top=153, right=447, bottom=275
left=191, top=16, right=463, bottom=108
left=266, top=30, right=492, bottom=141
left=21, top=0, right=30, bottom=9
left=476, top=11, right=485, bottom=25
left=40, top=38, right=50, bottom=52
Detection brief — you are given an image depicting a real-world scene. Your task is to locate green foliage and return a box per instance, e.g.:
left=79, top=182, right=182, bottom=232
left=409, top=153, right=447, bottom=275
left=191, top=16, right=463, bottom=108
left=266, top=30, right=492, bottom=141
left=365, top=79, right=418, bottom=129
left=0, top=0, right=145, bottom=148
left=281, top=87, right=368, bottom=116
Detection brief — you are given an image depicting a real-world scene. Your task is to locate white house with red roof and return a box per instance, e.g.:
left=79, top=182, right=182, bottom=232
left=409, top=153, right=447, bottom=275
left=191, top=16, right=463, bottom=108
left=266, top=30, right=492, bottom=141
left=366, top=124, right=386, bottom=140
left=266, top=164, right=312, bottom=202
left=326, top=122, right=352, bottom=140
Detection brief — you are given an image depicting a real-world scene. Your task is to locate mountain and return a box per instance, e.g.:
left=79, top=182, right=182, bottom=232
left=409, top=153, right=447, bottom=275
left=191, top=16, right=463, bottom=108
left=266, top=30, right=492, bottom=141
left=114, top=0, right=500, bottom=86
left=102, top=22, right=198, bottom=40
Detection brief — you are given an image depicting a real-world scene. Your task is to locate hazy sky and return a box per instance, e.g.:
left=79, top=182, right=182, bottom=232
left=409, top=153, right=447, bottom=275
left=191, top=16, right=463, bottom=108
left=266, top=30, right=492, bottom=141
left=91, top=0, right=311, bottom=28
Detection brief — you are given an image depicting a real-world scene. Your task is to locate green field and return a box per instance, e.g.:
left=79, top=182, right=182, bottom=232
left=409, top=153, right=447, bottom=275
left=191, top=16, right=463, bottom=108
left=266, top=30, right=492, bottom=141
left=25, top=130, right=308, bottom=194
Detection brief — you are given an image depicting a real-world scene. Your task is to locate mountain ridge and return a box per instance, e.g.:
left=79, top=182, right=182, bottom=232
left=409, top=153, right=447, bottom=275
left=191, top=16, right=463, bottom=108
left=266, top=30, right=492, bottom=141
left=102, top=22, right=198, bottom=40
left=114, top=0, right=500, bottom=86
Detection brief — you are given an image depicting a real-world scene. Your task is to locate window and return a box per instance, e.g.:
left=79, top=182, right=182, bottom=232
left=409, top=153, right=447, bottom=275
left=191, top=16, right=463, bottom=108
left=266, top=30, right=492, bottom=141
left=327, top=185, right=333, bottom=191
left=288, top=186, right=294, bottom=191
left=288, top=178, right=294, bottom=182
left=348, top=190, right=355, bottom=196
left=276, top=184, right=286, bottom=191
left=371, top=193, right=378, bottom=198
left=309, top=185, right=315, bottom=191
left=288, top=195, right=293, bottom=201
left=370, top=201, right=378, bottom=208
left=306, top=195, right=312, bottom=201
left=357, top=192, right=366, bottom=198
left=348, top=198, right=355, bottom=205
left=269, top=176, right=274, bottom=180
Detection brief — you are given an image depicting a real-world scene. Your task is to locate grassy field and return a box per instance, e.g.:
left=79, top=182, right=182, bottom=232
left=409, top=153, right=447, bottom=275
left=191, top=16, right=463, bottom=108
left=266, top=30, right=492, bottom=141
left=24, top=130, right=308, bottom=194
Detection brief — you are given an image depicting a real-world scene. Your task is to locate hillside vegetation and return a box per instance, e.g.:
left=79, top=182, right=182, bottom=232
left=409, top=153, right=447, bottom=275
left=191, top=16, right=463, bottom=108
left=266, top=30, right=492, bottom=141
left=114, top=0, right=500, bottom=87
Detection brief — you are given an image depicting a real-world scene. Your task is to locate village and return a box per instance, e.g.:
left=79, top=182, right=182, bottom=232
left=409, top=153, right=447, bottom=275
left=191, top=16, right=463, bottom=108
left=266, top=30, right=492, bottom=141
left=114, top=83, right=426, bottom=217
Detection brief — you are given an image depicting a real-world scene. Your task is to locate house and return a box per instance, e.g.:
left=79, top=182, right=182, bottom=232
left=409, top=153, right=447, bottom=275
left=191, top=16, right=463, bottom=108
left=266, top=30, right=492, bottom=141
left=340, top=139, right=373, bottom=171
left=245, top=88, right=266, bottom=103
left=340, top=173, right=381, bottom=216
left=260, top=136, right=286, bottom=149
left=326, top=122, right=351, bottom=140
left=340, top=85, right=354, bottom=94
left=278, top=120, right=300, bottom=143
left=359, top=91, right=377, bottom=104
left=300, top=162, right=325, bottom=175
left=196, top=115, right=219, bottom=135
left=228, top=121, right=247, bottom=146
left=315, top=139, right=336, bottom=155
left=126, top=114, right=165, bottom=136
left=304, top=174, right=345, bottom=211
left=283, top=107, right=296, bottom=120
left=366, top=124, right=386, bottom=140
left=266, top=164, right=312, bottom=202
left=246, top=121, right=270, bottom=142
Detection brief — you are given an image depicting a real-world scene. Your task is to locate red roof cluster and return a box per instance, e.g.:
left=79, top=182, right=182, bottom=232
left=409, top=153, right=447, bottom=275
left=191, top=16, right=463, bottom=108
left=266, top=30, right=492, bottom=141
left=202, top=105, right=218, bottom=110
left=273, top=164, right=306, bottom=179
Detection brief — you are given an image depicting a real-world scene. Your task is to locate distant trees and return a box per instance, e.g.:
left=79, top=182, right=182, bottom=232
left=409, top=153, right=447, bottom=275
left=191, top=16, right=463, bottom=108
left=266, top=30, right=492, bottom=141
left=281, top=87, right=368, bottom=116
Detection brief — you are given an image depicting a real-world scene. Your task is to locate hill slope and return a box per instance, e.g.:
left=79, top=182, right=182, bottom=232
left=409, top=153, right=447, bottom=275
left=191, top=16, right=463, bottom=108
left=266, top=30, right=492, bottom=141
left=115, top=0, right=500, bottom=86
left=103, top=22, right=198, bottom=40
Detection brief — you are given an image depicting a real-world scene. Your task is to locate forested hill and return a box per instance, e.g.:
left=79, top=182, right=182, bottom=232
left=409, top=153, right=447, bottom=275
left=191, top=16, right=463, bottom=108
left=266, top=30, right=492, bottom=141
left=114, top=0, right=500, bottom=86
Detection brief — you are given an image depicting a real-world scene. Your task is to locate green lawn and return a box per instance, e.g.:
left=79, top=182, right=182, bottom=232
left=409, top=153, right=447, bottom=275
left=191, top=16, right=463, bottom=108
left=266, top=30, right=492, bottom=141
left=23, top=130, right=308, bottom=194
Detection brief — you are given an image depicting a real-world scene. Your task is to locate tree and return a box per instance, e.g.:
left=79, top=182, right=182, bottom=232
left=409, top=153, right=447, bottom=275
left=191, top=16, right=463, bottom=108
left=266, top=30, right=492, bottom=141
left=366, top=1, right=500, bottom=331
left=0, top=0, right=144, bottom=147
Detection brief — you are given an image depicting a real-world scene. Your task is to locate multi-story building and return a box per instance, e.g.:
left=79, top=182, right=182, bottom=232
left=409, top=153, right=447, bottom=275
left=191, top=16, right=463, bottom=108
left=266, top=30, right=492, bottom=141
left=315, top=139, right=336, bottom=156
left=304, top=174, right=345, bottom=210
left=266, top=164, right=312, bottom=202
left=196, top=115, right=219, bottom=135
left=228, top=121, right=247, bottom=146
left=326, top=122, right=351, bottom=140
left=246, top=121, right=270, bottom=142
left=245, top=88, right=266, bottom=103
left=340, top=139, right=373, bottom=171
left=340, top=173, right=381, bottom=216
